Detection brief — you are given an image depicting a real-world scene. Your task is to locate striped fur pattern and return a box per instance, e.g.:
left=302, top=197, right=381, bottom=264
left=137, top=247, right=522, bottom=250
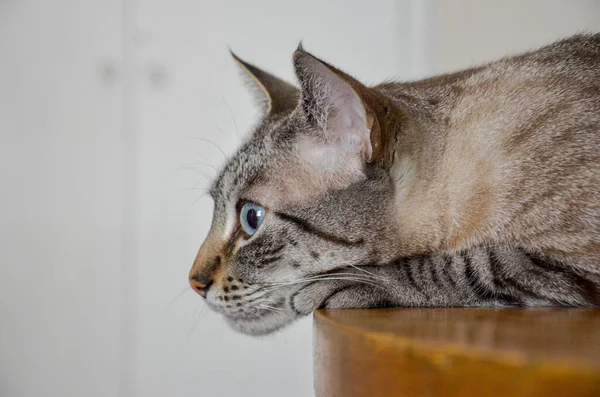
left=291, top=247, right=600, bottom=317
left=190, top=34, right=600, bottom=335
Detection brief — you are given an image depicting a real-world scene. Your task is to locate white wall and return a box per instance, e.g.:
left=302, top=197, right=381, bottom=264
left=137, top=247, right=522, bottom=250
left=432, top=0, right=600, bottom=73
left=0, top=1, right=125, bottom=397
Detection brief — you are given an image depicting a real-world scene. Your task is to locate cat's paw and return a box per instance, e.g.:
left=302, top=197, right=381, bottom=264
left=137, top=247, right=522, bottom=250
left=290, top=280, right=348, bottom=316
left=290, top=281, right=386, bottom=315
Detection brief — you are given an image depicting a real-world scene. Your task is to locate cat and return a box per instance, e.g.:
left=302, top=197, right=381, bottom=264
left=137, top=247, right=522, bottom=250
left=189, top=33, right=600, bottom=335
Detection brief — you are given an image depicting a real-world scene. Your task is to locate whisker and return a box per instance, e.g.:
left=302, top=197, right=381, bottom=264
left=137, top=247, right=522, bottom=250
left=260, top=275, right=384, bottom=292
left=195, top=151, right=220, bottom=170
left=257, top=304, right=294, bottom=320
left=222, top=96, right=241, bottom=141
left=177, top=187, right=209, bottom=191
left=166, top=286, right=191, bottom=308
left=258, top=304, right=284, bottom=312
left=295, top=276, right=384, bottom=290
left=215, top=126, right=230, bottom=138
left=265, top=272, right=380, bottom=286
left=173, top=182, right=209, bottom=192
left=171, top=165, right=211, bottom=181
left=192, top=192, right=211, bottom=205
left=187, top=303, right=206, bottom=340
left=241, top=272, right=383, bottom=301
left=191, top=178, right=209, bottom=191
left=186, top=137, right=228, bottom=160
left=180, top=162, right=218, bottom=173
left=346, top=264, right=388, bottom=282
left=239, top=286, right=279, bottom=303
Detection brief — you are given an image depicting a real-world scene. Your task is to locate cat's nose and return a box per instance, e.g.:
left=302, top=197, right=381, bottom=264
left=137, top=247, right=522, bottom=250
left=189, top=275, right=213, bottom=298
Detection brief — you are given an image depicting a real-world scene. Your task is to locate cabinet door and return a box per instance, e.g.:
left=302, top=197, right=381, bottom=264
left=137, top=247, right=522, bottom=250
left=0, top=1, right=126, bottom=396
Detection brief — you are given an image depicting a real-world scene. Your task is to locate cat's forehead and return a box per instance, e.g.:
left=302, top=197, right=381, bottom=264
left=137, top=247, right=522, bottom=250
left=210, top=135, right=266, bottom=205
left=209, top=115, right=298, bottom=206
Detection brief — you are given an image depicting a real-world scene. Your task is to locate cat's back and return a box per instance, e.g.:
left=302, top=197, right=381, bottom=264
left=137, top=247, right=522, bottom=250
left=510, top=32, right=600, bottom=74
left=445, top=33, right=600, bottom=156
left=379, top=33, right=600, bottom=100
left=464, top=33, right=600, bottom=106
left=446, top=33, right=600, bottom=148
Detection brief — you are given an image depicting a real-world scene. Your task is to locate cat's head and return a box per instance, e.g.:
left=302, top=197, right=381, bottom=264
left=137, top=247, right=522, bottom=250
left=189, top=48, right=401, bottom=335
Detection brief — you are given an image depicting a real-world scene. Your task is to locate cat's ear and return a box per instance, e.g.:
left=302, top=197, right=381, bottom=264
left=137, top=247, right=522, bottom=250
left=231, top=51, right=299, bottom=117
left=293, top=48, right=387, bottom=164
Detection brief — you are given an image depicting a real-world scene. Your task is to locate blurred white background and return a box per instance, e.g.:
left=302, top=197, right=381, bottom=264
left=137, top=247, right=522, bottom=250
left=1, top=1, right=599, bottom=396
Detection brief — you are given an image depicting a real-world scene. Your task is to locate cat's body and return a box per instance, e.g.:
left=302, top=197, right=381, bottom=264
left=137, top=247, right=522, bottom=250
left=378, top=35, right=600, bottom=272
left=189, top=34, right=600, bottom=335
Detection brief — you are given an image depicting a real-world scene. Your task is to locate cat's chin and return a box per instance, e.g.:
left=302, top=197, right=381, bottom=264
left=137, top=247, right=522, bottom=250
left=224, top=310, right=300, bottom=336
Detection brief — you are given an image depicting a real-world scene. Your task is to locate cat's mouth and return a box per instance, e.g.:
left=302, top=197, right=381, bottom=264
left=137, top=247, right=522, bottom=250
left=204, top=290, right=298, bottom=335
left=223, top=296, right=287, bottom=320
left=223, top=300, right=299, bottom=336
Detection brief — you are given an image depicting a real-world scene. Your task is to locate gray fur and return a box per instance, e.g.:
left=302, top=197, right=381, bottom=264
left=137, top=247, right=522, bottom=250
left=190, top=34, right=600, bottom=336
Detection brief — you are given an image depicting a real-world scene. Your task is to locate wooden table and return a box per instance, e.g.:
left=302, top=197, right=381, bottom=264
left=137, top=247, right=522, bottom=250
left=313, top=308, right=600, bottom=397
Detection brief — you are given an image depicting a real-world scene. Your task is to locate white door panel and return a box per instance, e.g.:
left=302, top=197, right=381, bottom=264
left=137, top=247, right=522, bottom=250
left=0, top=1, right=125, bottom=396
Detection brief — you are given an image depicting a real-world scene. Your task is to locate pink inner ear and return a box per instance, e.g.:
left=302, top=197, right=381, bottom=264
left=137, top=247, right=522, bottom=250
left=328, top=82, right=371, bottom=157
left=295, top=52, right=372, bottom=159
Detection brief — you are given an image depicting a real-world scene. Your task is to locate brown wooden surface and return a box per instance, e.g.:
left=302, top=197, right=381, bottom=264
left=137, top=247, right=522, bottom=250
left=313, top=308, right=600, bottom=397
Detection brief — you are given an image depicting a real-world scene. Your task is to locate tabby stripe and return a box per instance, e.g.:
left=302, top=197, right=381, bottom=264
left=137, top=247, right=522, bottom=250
left=417, top=256, right=427, bottom=282
left=374, top=298, right=396, bottom=308
left=275, top=212, right=364, bottom=247
left=261, top=244, right=286, bottom=257
left=429, top=256, right=443, bottom=289
left=403, top=258, right=429, bottom=300
left=483, top=250, right=524, bottom=305
left=525, top=252, right=560, bottom=272
left=462, top=252, right=494, bottom=301
left=526, top=252, right=600, bottom=305
left=441, top=255, right=457, bottom=288
left=260, top=255, right=282, bottom=265
left=502, top=251, right=561, bottom=302
left=487, top=250, right=504, bottom=286
left=518, top=254, right=573, bottom=303
left=418, top=256, right=437, bottom=294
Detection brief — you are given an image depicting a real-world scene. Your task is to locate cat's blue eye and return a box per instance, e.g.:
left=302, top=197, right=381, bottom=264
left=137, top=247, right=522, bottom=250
left=240, top=202, right=265, bottom=236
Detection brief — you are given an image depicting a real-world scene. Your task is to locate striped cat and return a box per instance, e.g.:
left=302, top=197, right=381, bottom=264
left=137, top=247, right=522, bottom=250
left=189, top=34, right=600, bottom=335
